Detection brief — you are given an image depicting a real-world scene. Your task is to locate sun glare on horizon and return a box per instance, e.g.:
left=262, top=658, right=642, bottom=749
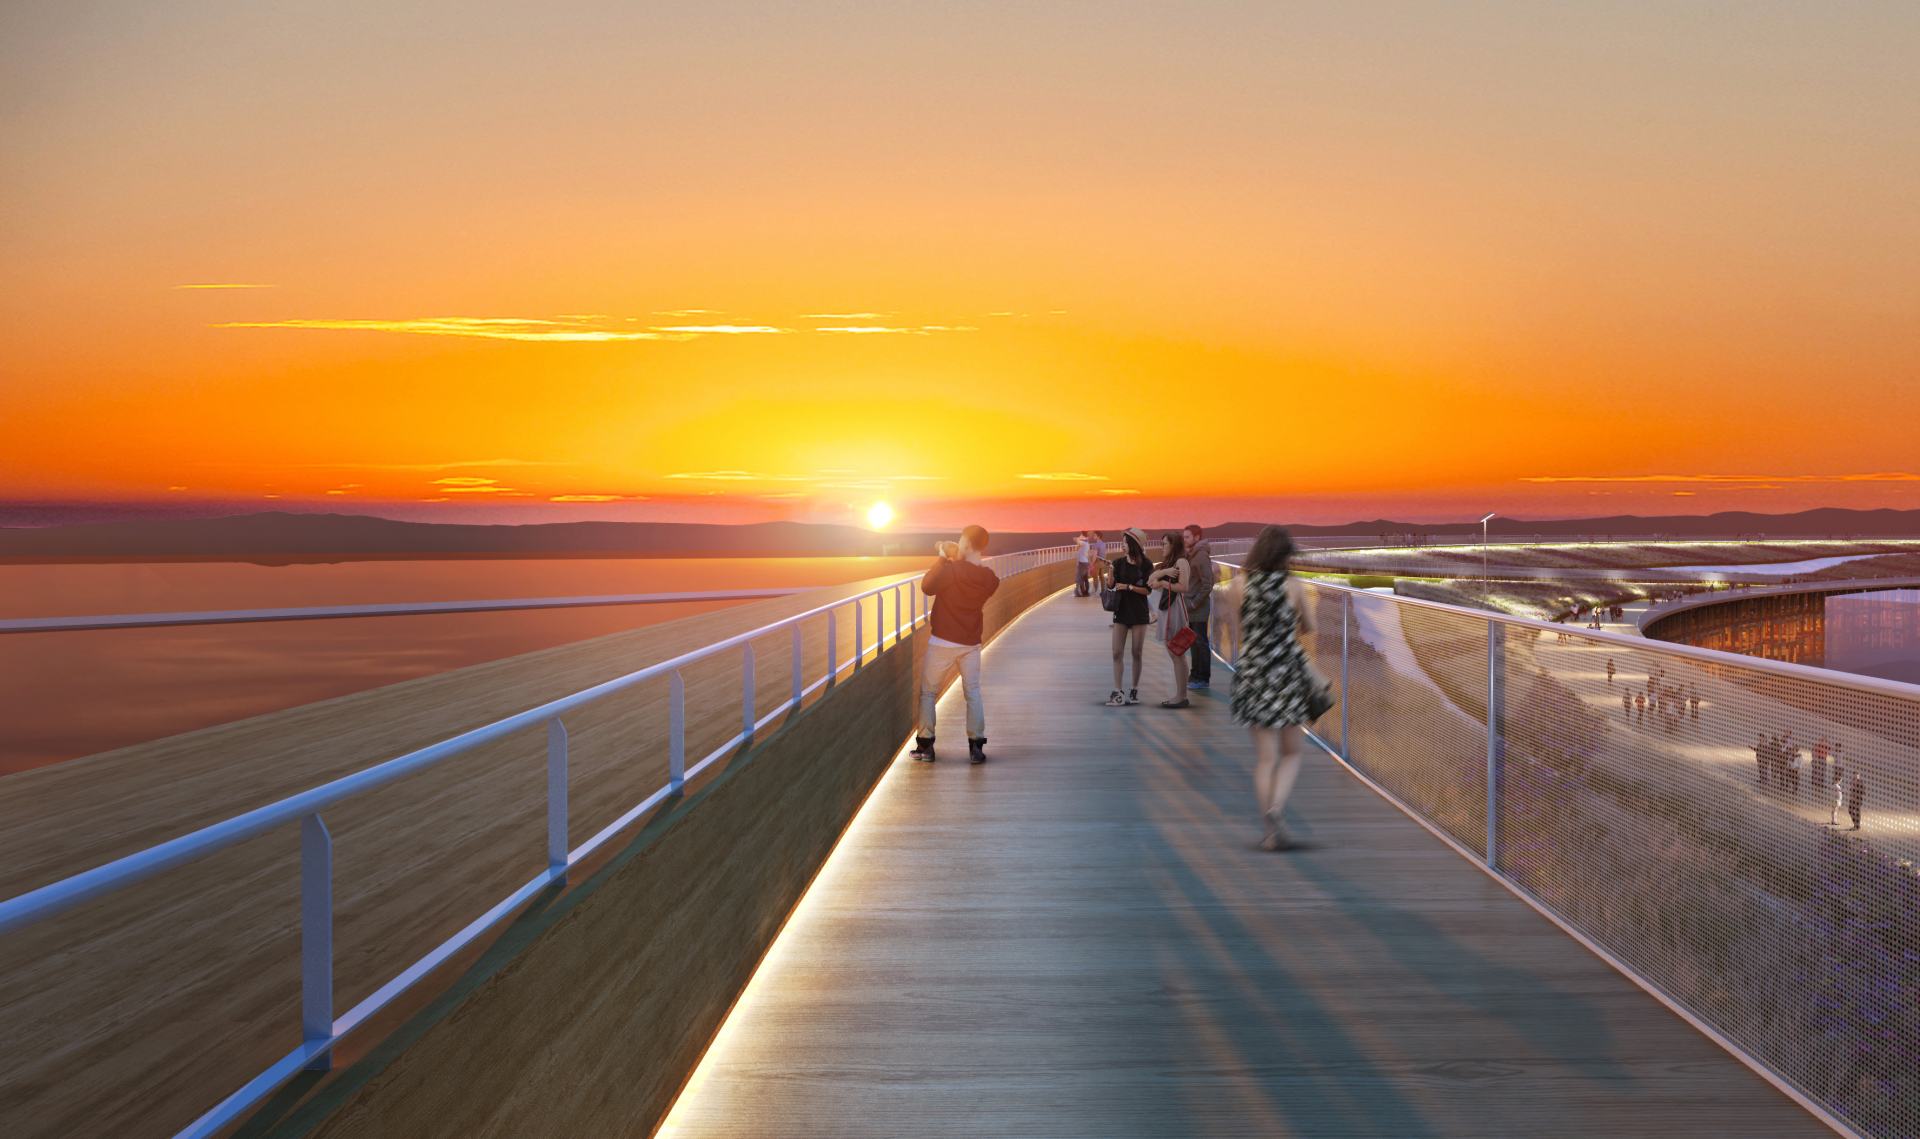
left=866, top=502, right=895, bottom=530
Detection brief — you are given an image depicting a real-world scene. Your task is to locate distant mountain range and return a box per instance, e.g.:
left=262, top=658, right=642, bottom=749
left=1, top=507, right=1917, bottom=562
left=0, top=503, right=1912, bottom=560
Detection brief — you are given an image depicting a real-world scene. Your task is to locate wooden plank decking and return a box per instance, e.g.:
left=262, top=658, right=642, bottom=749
left=656, top=589, right=1830, bottom=1139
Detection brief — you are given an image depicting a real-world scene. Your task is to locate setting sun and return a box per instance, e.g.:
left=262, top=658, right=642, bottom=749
left=866, top=502, right=895, bottom=530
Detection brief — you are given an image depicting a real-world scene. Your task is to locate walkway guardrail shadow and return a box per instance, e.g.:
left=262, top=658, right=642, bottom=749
left=0, top=543, right=1083, bottom=1138
left=1214, top=558, right=1916, bottom=1139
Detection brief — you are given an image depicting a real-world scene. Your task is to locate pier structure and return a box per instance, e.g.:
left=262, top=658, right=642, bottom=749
left=2, top=540, right=1915, bottom=1138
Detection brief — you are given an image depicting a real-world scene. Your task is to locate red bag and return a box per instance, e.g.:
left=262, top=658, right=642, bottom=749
left=1166, top=625, right=1197, bottom=656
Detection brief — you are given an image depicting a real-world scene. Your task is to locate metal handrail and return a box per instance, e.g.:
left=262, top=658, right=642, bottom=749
left=1213, top=558, right=1920, bottom=701
left=1205, top=556, right=1911, bottom=1139
left=0, top=542, right=1084, bottom=1139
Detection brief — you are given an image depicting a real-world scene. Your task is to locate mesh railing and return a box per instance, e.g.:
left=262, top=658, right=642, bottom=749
left=1215, top=561, right=1919, bottom=1139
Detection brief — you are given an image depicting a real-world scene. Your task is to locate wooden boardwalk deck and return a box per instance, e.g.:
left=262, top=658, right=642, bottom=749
left=657, top=590, right=1830, bottom=1139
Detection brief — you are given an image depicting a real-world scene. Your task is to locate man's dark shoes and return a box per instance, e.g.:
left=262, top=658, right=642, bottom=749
left=909, top=736, right=936, bottom=763
left=968, top=738, right=987, bottom=765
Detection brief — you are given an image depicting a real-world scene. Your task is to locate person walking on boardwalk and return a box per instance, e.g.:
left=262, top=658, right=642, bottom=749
left=1827, top=747, right=1847, bottom=826
left=1073, top=531, right=1094, bottom=597
left=1105, top=528, right=1155, bottom=706
left=1181, top=524, right=1217, bottom=691
left=1222, top=525, right=1322, bottom=851
left=1846, top=771, right=1866, bottom=831
left=1148, top=531, right=1195, bottom=707
left=910, top=525, right=999, bottom=765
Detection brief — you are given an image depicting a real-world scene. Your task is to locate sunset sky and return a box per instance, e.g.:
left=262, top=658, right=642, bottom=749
left=4, top=2, right=1916, bottom=531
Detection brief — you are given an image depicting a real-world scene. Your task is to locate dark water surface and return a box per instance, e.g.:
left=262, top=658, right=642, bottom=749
left=0, top=556, right=925, bottom=773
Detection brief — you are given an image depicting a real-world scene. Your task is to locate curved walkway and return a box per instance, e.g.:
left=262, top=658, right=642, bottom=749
left=657, top=589, right=1828, bottom=1138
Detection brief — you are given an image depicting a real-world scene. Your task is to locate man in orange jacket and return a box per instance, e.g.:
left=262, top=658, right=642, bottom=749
left=911, top=524, right=1000, bottom=764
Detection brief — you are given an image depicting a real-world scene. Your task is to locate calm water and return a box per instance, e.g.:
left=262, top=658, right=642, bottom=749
left=0, top=556, right=925, bottom=773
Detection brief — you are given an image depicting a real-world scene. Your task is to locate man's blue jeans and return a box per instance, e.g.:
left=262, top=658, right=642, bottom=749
left=1188, top=619, right=1211, bottom=683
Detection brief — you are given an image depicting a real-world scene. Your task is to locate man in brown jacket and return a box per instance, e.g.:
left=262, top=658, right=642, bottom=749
left=911, top=524, right=1000, bottom=764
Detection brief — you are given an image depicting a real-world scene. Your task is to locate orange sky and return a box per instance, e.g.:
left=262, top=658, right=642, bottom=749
left=4, top=3, right=1917, bottom=530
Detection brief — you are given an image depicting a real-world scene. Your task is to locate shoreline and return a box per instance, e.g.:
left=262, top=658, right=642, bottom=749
left=0, top=549, right=939, bottom=568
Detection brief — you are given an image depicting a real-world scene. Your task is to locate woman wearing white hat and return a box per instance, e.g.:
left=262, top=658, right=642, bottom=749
left=1104, top=528, right=1155, bottom=706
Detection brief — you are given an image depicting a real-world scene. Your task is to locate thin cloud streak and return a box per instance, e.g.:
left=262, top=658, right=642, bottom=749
left=651, top=324, right=791, bottom=335
left=213, top=317, right=678, bottom=342
left=550, top=493, right=648, bottom=502
left=1020, top=472, right=1109, bottom=482
left=813, top=324, right=978, bottom=335
left=280, top=458, right=568, bottom=471
left=1522, top=472, right=1920, bottom=484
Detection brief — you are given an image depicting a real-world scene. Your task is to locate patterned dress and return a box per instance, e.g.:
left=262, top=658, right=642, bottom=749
left=1230, top=571, right=1319, bottom=728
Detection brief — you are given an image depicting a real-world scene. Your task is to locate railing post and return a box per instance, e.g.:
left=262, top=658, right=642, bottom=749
left=895, top=584, right=904, bottom=641
left=875, top=592, right=884, bottom=652
left=1485, top=622, right=1504, bottom=870
left=791, top=622, right=804, bottom=708
left=1339, top=592, right=1351, bottom=758
left=669, top=670, right=686, bottom=793
left=853, top=599, right=863, bottom=670
left=826, top=609, right=838, bottom=685
left=546, top=718, right=568, bottom=879
left=300, top=812, right=333, bottom=1072
left=742, top=641, right=756, bottom=739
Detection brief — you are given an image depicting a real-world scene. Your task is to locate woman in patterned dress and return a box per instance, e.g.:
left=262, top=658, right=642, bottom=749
left=1223, top=526, right=1319, bottom=850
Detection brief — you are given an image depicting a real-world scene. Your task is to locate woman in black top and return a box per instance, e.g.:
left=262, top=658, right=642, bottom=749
left=1106, top=528, right=1154, bottom=706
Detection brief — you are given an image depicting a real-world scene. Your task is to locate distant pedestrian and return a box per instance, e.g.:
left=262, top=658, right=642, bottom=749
left=1846, top=772, right=1866, bottom=830
left=1105, top=529, right=1154, bottom=707
left=1751, top=733, right=1769, bottom=786
left=1182, top=524, right=1217, bottom=692
left=1635, top=692, right=1646, bottom=724
left=1688, top=686, right=1700, bottom=720
left=1073, top=531, right=1094, bottom=597
left=910, top=526, right=1000, bottom=765
left=1606, top=658, right=1616, bottom=684
left=1828, top=750, right=1846, bottom=825
left=1222, top=526, right=1324, bottom=851
left=1148, top=532, right=1195, bottom=707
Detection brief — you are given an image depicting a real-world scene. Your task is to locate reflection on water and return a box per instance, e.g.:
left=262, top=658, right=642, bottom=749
left=0, top=556, right=926, bottom=773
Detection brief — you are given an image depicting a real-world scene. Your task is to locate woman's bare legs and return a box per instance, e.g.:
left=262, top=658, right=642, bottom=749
left=1253, top=724, right=1306, bottom=848
left=1111, top=624, right=1148, bottom=693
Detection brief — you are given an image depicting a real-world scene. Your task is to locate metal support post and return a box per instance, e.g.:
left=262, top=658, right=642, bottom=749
left=1485, top=623, right=1505, bottom=869
left=1339, top=592, right=1352, bottom=758
left=791, top=623, right=804, bottom=707
left=300, top=813, right=334, bottom=1071
left=742, top=642, right=756, bottom=739
left=669, top=670, right=686, bottom=792
left=826, top=610, right=838, bottom=684
left=546, top=718, right=568, bottom=878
